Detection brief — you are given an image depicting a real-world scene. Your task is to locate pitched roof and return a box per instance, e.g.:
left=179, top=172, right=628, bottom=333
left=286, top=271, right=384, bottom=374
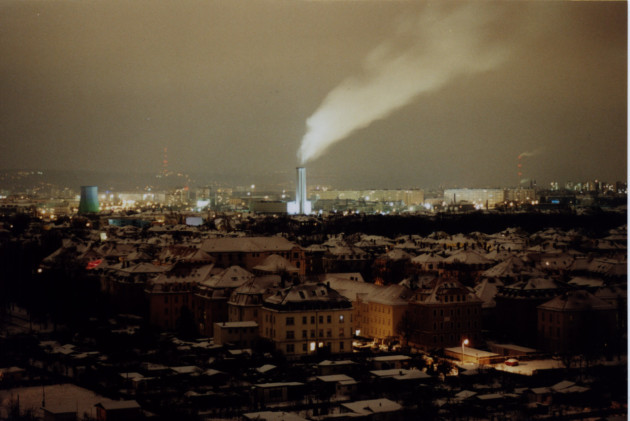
left=539, top=290, right=615, bottom=312
left=253, top=254, right=299, bottom=273
left=201, top=237, right=298, bottom=253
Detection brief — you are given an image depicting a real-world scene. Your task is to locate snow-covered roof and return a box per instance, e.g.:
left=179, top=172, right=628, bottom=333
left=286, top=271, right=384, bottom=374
left=482, top=256, right=528, bottom=278
left=263, top=283, right=351, bottom=310
left=203, top=265, right=254, bottom=289
left=253, top=254, right=299, bottom=273
left=414, top=278, right=482, bottom=305
left=411, top=253, right=445, bottom=265
left=149, top=264, right=214, bottom=290
left=474, top=278, right=504, bottom=308
left=325, top=278, right=412, bottom=306
left=318, top=360, right=356, bottom=367
left=378, top=248, right=413, bottom=261
left=568, top=276, right=604, bottom=288
left=243, top=411, right=308, bottom=421
left=256, top=364, right=276, bottom=374
left=372, top=355, right=411, bottom=362
left=503, top=277, right=560, bottom=292
left=539, top=290, right=615, bottom=312
left=341, top=398, right=402, bottom=415
left=201, top=237, right=298, bottom=253
left=455, top=390, right=477, bottom=401
left=316, top=374, right=356, bottom=383
left=443, top=250, right=491, bottom=265
left=95, top=400, right=141, bottom=410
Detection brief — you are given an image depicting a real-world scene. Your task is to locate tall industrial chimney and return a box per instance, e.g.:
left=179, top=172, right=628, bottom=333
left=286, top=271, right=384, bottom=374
left=296, top=167, right=306, bottom=214
left=78, top=186, right=99, bottom=214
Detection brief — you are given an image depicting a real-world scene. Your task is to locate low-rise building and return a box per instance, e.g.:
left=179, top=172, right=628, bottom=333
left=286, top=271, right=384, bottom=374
left=213, top=321, right=259, bottom=348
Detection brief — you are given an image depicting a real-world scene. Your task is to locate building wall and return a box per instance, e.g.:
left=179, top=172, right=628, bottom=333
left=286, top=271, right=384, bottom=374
left=146, top=290, right=194, bottom=330
left=207, top=248, right=306, bottom=275
left=194, top=294, right=229, bottom=337
left=213, top=322, right=259, bottom=347
left=505, top=188, right=537, bottom=204
left=408, top=301, right=482, bottom=350
left=228, top=304, right=261, bottom=324
left=496, top=295, right=551, bottom=347
left=314, top=189, right=424, bottom=205
left=259, top=307, right=353, bottom=355
left=444, top=189, right=505, bottom=208
left=360, top=301, right=408, bottom=342
left=537, top=307, right=616, bottom=354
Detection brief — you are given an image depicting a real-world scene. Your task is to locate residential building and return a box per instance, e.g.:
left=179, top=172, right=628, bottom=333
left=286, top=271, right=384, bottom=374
left=408, top=278, right=483, bottom=350
left=200, top=237, right=306, bottom=275
left=193, top=266, right=254, bottom=336
left=537, top=290, right=616, bottom=354
left=495, top=277, right=565, bottom=347
left=325, top=275, right=413, bottom=343
left=228, top=275, right=280, bottom=324
left=145, top=264, right=214, bottom=330
left=259, top=283, right=353, bottom=356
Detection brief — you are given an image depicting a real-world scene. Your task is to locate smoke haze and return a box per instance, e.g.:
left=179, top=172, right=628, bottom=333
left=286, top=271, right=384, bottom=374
left=298, top=3, right=511, bottom=164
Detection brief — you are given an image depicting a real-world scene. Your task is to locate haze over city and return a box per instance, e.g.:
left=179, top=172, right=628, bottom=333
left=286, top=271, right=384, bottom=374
left=0, top=0, right=626, bottom=190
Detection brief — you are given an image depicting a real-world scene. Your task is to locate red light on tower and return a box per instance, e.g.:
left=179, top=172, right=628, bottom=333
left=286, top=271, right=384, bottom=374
left=162, top=147, right=169, bottom=177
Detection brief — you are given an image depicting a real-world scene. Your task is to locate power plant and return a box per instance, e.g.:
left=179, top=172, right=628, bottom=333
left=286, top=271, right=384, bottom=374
left=78, top=186, right=100, bottom=214
left=287, top=167, right=311, bottom=215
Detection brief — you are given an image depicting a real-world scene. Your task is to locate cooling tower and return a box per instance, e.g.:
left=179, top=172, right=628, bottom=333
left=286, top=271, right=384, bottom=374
left=297, top=167, right=306, bottom=214
left=78, top=186, right=100, bottom=214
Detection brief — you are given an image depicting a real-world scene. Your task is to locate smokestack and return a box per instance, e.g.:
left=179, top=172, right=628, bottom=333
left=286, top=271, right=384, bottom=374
left=296, top=167, right=306, bottom=214
left=78, top=186, right=100, bottom=214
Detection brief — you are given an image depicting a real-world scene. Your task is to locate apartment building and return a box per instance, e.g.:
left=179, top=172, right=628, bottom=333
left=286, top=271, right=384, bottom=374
left=259, top=283, right=353, bottom=356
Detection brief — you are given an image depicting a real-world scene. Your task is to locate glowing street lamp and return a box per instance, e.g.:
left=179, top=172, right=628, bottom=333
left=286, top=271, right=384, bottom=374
left=462, top=338, right=469, bottom=362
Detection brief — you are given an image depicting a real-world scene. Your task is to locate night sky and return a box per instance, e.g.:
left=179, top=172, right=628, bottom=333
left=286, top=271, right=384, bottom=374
left=0, top=1, right=626, bottom=189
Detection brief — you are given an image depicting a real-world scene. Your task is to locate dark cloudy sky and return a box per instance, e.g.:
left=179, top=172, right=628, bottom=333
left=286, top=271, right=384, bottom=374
left=0, top=0, right=626, bottom=189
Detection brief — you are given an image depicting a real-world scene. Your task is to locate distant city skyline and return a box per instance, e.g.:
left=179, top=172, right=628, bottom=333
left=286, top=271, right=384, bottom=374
left=0, top=1, right=626, bottom=189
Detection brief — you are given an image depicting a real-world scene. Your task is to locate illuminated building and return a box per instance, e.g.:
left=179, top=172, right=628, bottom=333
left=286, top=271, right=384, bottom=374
left=314, top=189, right=424, bottom=206
left=444, top=189, right=504, bottom=209
left=78, top=186, right=99, bottom=214
left=325, top=275, right=413, bottom=343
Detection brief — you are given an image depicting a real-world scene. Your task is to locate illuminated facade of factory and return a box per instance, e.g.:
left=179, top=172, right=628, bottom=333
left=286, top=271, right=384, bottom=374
left=313, top=189, right=424, bottom=206
left=445, top=188, right=537, bottom=209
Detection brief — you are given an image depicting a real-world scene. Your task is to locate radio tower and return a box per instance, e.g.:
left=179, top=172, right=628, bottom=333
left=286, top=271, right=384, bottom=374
left=162, top=147, right=169, bottom=177
left=517, top=153, right=524, bottom=187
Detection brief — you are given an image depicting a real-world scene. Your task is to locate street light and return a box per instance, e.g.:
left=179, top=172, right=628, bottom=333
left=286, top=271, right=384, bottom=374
left=462, top=339, right=469, bottom=362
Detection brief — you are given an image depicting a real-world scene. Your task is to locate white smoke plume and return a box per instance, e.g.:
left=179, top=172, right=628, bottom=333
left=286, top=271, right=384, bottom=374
left=518, top=148, right=544, bottom=159
left=298, top=3, right=510, bottom=164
